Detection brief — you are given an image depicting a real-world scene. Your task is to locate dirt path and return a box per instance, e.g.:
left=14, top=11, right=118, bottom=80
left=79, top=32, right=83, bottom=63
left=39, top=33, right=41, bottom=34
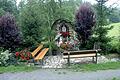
left=0, top=69, right=120, bottom=80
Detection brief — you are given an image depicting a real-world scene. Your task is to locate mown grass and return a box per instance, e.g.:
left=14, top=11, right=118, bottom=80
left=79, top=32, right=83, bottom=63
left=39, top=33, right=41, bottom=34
left=107, top=23, right=120, bottom=45
left=106, top=23, right=120, bottom=53
left=69, top=62, right=120, bottom=72
left=111, top=77, right=120, bottom=80
left=107, top=23, right=120, bottom=37
left=0, top=65, right=37, bottom=74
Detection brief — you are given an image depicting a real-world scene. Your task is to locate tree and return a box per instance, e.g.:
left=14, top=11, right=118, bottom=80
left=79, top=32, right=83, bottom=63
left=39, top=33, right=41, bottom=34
left=75, top=2, right=96, bottom=49
left=19, top=0, right=43, bottom=50
left=109, top=8, right=120, bottom=23
left=0, top=8, right=5, bottom=17
left=19, top=0, right=82, bottom=53
left=92, top=0, right=113, bottom=53
left=0, top=13, right=22, bottom=51
left=0, top=0, right=18, bottom=16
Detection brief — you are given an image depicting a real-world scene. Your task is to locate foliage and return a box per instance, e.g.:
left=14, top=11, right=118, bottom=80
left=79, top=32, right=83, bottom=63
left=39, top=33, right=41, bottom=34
left=75, top=2, right=96, bottom=48
left=19, top=0, right=80, bottom=53
left=19, top=0, right=44, bottom=50
left=84, top=0, right=113, bottom=53
left=0, top=13, right=22, bottom=51
left=0, top=8, right=5, bottom=17
left=107, top=23, right=120, bottom=53
left=0, top=50, right=12, bottom=66
left=117, top=24, right=120, bottom=54
left=0, top=0, right=18, bottom=17
left=109, top=8, right=120, bottom=23
left=41, top=22, right=58, bottom=55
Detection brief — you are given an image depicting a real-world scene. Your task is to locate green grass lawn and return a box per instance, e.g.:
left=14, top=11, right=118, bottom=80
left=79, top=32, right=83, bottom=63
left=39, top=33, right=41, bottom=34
left=0, top=62, right=120, bottom=73
left=107, top=23, right=120, bottom=50
left=107, top=23, right=120, bottom=38
left=111, top=77, right=120, bottom=80
left=69, top=62, right=120, bottom=72
left=0, top=65, right=37, bottom=74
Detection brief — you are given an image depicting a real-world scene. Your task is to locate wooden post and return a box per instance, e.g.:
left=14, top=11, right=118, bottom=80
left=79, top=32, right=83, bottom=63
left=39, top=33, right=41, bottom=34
left=41, top=59, right=44, bottom=65
left=68, top=52, right=70, bottom=66
left=95, top=50, right=98, bottom=64
left=92, top=57, right=94, bottom=63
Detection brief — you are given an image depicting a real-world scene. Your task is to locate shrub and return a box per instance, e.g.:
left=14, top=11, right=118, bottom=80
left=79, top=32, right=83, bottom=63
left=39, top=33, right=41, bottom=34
left=75, top=2, right=96, bottom=48
left=0, top=13, right=22, bottom=51
left=0, top=8, right=5, bottom=17
left=0, top=50, right=11, bottom=66
left=20, top=1, right=42, bottom=50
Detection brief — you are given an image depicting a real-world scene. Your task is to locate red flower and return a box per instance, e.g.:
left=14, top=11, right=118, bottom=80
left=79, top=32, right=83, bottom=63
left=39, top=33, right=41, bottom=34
left=26, top=57, right=30, bottom=60
left=26, top=52, right=31, bottom=57
left=15, top=52, right=20, bottom=57
left=16, top=49, right=31, bottom=61
left=60, top=32, right=70, bottom=37
left=20, top=54, right=25, bottom=60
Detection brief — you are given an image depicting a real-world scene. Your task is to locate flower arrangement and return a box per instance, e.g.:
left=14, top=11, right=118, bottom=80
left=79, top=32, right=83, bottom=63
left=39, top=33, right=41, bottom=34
left=15, top=48, right=31, bottom=61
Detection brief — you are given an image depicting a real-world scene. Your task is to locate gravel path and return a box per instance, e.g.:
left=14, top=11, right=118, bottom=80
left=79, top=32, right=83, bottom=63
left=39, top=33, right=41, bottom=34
left=0, top=69, right=120, bottom=80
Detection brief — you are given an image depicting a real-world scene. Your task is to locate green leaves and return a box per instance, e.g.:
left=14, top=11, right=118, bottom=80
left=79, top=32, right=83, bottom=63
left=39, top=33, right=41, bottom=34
left=0, top=50, right=12, bottom=66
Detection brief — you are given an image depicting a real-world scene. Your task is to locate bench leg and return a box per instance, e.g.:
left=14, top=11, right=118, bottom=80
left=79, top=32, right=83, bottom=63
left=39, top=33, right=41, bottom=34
left=96, top=51, right=98, bottom=64
left=68, top=52, right=70, bottom=66
left=96, top=56, right=97, bottom=64
left=39, top=59, right=44, bottom=65
left=92, top=57, right=94, bottom=63
left=67, top=58, right=70, bottom=66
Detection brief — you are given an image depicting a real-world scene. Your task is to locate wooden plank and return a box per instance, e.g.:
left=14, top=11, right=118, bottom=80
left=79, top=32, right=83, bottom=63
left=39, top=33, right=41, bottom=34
left=63, top=53, right=96, bottom=59
left=63, top=52, right=97, bottom=56
left=38, top=48, right=49, bottom=60
left=34, top=48, right=46, bottom=60
left=63, top=50, right=97, bottom=54
left=63, top=49, right=101, bottom=54
left=31, top=45, right=43, bottom=57
left=34, top=48, right=49, bottom=60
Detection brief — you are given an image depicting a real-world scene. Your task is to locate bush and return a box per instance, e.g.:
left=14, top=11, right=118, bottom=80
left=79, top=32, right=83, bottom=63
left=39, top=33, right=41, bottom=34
left=75, top=2, right=96, bottom=48
left=0, top=13, right=22, bottom=51
left=0, top=50, right=12, bottom=66
left=20, top=1, right=42, bottom=50
left=0, top=8, right=5, bottom=16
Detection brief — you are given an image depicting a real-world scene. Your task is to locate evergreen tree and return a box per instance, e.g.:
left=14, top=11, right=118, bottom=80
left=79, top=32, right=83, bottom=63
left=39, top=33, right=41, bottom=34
left=92, top=0, right=113, bottom=53
left=19, top=0, right=43, bottom=50
left=0, top=0, right=18, bottom=16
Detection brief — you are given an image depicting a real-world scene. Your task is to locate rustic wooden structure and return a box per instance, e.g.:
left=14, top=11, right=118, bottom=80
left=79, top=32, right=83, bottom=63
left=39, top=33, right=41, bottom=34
left=31, top=44, right=49, bottom=64
left=63, top=49, right=101, bottom=66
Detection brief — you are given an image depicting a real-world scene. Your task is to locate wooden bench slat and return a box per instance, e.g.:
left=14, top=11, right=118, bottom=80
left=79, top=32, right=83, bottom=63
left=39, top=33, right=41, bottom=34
left=38, top=48, right=49, bottom=60
left=63, top=50, right=97, bottom=54
left=34, top=48, right=49, bottom=60
left=34, top=48, right=46, bottom=60
left=63, top=53, right=96, bottom=59
left=63, top=52, right=97, bottom=55
left=31, top=45, right=43, bottom=57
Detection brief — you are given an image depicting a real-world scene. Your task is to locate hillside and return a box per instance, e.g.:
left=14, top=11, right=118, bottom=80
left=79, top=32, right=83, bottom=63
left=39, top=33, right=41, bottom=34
left=108, top=23, right=120, bottom=38
left=107, top=23, right=120, bottom=47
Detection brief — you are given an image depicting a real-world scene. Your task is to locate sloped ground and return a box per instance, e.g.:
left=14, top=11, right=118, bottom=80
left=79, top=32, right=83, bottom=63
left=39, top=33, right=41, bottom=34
left=0, top=69, right=120, bottom=80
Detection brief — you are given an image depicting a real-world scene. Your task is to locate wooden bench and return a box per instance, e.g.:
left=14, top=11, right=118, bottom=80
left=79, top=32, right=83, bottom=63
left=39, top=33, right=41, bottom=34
left=63, top=49, right=101, bottom=66
left=31, top=44, right=49, bottom=64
